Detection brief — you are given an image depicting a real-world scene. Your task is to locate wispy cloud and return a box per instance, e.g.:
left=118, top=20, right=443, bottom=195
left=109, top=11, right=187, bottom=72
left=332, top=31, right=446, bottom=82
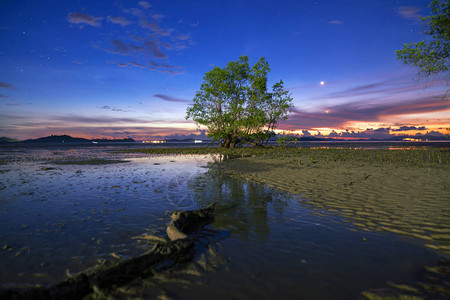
left=0, top=82, right=13, bottom=99
left=138, top=1, right=151, bottom=9
left=98, top=105, right=133, bottom=112
left=158, top=69, right=185, bottom=75
left=110, top=39, right=130, bottom=54
left=145, top=39, right=168, bottom=59
left=124, top=7, right=143, bottom=17
left=152, top=14, right=165, bottom=21
left=129, top=61, right=147, bottom=68
left=397, top=6, right=421, bottom=20
left=319, top=81, right=389, bottom=99
left=109, top=60, right=184, bottom=73
left=283, top=94, right=450, bottom=130
left=0, top=82, right=13, bottom=89
left=317, top=79, right=447, bottom=101
left=108, top=16, right=132, bottom=26
left=50, top=115, right=149, bottom=124
left=174, top=33, right=190, bottom=40
left=380, top=96, right=449, bottom=116
left=121, top=4, right=193, bottom=62
left=67, top=3, right=192, bottom=75
left=149, top=61, right=181, bottom=69
left=329, top=20, right=343, bottom=25
left=141, top=20, right=173, bottom=36
left=154, top=94, right=190, bottom=103
left=67, top=12, right=103, bottom=27
left=117, top=11, right=187, bottom=61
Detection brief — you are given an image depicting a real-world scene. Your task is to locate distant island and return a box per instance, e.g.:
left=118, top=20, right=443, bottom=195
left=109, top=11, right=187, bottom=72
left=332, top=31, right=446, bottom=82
left=0, top=135, right=135, bottom=144
left=0, top=137, right=20, bottom=143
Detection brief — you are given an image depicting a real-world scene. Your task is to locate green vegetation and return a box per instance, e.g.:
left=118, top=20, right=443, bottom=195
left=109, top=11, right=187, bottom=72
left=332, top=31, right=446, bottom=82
left=118, top=147, right=450, bottom=167
left=186, top=55, right=293, bottom=148
left=396, top=0, right=449, bottom=77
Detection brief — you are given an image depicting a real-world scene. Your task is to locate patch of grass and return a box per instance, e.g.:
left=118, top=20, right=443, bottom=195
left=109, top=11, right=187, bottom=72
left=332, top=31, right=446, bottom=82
left=117, top=147, right=450, bottom=167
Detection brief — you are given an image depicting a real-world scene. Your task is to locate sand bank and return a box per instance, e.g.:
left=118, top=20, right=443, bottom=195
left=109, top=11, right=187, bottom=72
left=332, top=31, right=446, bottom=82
left=220, top=150, right=450, bottom=255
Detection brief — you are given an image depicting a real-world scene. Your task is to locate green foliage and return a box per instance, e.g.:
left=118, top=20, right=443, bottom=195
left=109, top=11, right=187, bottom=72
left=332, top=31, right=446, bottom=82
left=396, top=0, right=449, bottom=77
left=186, top=55, right=293, bottom=148
left=277, top=135, right=299, bottom=147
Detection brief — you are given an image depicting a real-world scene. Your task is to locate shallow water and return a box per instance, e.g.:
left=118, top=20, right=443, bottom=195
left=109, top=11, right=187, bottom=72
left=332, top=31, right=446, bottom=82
left=0, top=149, right=213, bottom=285
left=127, top=166, right=442, bottom=300
left=0, top=145, right=446, bottom=299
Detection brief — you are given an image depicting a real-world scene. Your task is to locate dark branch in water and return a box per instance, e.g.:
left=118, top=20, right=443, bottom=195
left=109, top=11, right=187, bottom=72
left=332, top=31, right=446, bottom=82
left=0, top=204, right=216, bottom=300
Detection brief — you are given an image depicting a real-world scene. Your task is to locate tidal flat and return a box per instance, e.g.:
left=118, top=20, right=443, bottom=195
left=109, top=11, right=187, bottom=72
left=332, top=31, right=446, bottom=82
left=219, top=147, right=450, bottom=255
left=0, top=145, right=449, bottom=299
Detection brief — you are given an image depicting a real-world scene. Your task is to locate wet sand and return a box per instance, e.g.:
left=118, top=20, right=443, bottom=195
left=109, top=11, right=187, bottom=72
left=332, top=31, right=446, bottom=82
left=220, top=150, right=450, bottom=255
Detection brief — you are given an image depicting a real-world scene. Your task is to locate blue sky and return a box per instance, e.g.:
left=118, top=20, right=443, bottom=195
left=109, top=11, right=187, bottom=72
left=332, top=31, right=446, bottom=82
left=0, top=0, right=448, bottom=140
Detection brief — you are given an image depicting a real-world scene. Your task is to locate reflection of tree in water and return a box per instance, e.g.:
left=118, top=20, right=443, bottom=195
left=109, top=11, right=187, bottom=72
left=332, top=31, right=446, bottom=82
left=188, top=160, right=291, bottom=241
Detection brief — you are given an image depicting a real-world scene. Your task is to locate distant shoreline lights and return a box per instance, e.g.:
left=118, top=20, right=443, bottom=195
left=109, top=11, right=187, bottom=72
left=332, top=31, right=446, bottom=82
left=142, top=140, right=166, bottom=144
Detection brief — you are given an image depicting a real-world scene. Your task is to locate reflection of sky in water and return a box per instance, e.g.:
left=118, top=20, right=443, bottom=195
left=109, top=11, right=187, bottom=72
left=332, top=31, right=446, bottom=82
left=135, top=163, right=443, bottom=300
left=0, top=155, right=213, bottom=285
left=0, top=147, right=445, bottom=299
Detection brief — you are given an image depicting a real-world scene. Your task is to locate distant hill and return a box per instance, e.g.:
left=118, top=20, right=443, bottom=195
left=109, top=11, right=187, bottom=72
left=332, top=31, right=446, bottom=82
left=0, top=137, right=20, bottom=143
left=22, top=135, right=135, bottom=144
left=23, top=135, right=90, bottom=143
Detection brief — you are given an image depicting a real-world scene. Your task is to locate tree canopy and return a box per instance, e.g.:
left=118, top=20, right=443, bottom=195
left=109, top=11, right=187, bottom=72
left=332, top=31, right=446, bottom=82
left=396, top=0, right=449, bottom=77
left=186, top=55, right=293, bottom=148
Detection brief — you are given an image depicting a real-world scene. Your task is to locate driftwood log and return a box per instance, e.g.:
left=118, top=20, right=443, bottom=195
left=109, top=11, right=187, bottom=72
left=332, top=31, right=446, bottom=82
left=1, top=203, right=216, bottom=300
left=167, top=203, right=216, bottom=241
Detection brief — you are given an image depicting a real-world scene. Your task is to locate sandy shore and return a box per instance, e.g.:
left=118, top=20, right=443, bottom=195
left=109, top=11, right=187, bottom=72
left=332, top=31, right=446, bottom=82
left=220, top=151, right=450, bottom=255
